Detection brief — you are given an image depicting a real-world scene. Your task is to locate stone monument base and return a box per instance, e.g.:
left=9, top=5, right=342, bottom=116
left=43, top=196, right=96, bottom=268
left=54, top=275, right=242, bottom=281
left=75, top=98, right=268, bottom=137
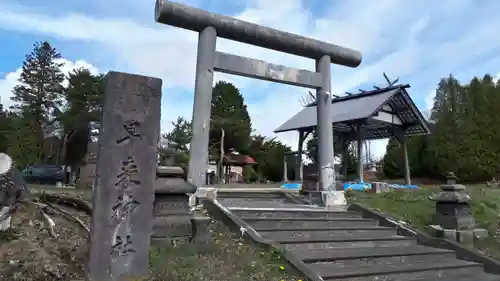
left=427, top=224, right=489, bottom=246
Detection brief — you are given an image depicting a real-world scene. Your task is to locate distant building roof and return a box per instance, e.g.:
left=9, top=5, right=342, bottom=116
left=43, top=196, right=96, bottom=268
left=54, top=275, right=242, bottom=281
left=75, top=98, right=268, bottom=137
left=274, top=85, right=430, bottom=140
left=223, top=154, right=257, bottom=166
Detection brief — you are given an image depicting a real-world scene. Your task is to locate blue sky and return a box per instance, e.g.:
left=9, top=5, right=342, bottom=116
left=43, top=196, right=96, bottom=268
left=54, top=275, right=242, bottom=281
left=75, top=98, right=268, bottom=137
left=1, top=0, right=499, bottom=159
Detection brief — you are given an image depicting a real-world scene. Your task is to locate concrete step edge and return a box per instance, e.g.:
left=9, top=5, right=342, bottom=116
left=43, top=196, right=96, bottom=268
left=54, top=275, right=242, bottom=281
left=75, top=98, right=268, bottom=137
left=255, top=226, right=395, bottom=232
left=241, top=217, right=376, bottom=221
left=273, top=236, right=414, bottom=244
left=230, top=207, right=355, bottom=213
left=294, top=245, right=454, bottom=262
left=311, top=260, right=482, bottom=279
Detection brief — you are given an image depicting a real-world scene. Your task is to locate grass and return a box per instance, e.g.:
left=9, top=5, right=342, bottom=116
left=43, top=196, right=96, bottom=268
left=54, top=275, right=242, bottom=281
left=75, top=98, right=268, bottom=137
left=148, top=219, right=306, bottom=281
left=346, top=184, right=500, bottom=259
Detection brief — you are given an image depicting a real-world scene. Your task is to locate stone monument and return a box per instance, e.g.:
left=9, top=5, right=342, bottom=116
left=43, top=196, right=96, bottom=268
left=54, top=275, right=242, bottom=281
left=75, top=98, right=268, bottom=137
left=88, top=71, right=162, bottom=281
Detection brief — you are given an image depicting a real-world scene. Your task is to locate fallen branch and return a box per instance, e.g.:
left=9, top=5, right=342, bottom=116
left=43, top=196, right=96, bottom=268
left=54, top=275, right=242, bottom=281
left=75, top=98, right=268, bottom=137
left=39, top=209, right=56, bottom=238
left=39, top=193, right=92, bottom=215
left=43, top=200, right=90, bottom=234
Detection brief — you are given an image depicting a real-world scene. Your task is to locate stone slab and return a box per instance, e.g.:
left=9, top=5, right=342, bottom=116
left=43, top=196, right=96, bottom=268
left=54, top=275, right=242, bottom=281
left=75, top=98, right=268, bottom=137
left=156, top=166, right=184, bottom=177
left=260, top=228, right=397, bottom=243
left=153, top=194, right=190, bottom=216
left=154, top=177, right=196, bottom=194
left=292, top=245, right=453, bottom=262
left=151, top=216, right=192, bottom=238
left=308, top=259, right=482, bottom=280
left=230, top=210, right=361, bottom=219
left=88, top=71, right=161, bottom=281
left=474, top=228, right=489, bottom=240
left=245, top=218, right=378, bottom=230
left=281, top=238, right=416, bottom=251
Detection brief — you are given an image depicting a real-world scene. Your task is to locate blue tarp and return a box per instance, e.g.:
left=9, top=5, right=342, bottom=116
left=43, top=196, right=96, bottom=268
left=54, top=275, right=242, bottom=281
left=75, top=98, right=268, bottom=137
left=281, top=183, right=302, bottom=190
left=344, top=182, right=419, bottom=191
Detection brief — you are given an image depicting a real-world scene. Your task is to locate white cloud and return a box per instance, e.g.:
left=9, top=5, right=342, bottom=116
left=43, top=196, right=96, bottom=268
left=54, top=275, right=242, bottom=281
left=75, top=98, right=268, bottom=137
left=0, top=0, right=499, bottom=160
left=0, top=68, right=22, bottom=110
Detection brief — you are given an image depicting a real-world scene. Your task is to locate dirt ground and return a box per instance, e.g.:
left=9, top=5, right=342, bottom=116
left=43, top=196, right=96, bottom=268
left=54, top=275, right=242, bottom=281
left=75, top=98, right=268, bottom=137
left=0, top=202, right=90, bottom=281
left=0, top=192, right=305, bottom=281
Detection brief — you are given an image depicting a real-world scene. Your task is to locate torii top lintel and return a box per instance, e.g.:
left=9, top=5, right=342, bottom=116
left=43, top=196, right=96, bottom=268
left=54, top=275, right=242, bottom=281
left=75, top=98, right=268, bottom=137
left=154, top=0, right=362, bottom=68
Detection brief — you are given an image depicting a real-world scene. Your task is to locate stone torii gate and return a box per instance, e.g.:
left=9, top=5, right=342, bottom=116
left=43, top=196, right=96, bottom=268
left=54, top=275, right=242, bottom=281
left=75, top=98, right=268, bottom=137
left=154, top=0, right=362, bottom=193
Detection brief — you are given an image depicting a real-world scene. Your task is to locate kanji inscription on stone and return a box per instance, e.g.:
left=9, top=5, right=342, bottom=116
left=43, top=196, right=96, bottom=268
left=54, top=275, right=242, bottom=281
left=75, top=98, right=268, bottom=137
left=88, top=71, right=162, bottom=281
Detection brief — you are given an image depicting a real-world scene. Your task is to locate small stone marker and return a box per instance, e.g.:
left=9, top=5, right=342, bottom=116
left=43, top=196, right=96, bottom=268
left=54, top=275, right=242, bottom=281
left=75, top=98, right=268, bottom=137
left=371, top=182, right=391, bottom=193
left=88, top=71, right=162, bottom=281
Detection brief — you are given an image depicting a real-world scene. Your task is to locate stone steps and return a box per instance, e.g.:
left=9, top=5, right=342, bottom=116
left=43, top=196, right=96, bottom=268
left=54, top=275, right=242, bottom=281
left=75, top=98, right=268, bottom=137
left=242, top=217, right=379, bottom=230
left=281, top=239, right=418, bottom=251
left=213, top=193, right=499, bottom=281
left=312, top=260, right=482, bottom=280
left=416, top=273, right=500, bottom=281
left=260, top=228, right=400, bottom=243
left=230, top=209, right=361, bottom=219
left=290, top=245, right=455, bottom=263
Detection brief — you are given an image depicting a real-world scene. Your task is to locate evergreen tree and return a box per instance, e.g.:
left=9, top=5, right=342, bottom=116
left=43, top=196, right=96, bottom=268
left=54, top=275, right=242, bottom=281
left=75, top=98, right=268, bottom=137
left=163, top=117, right=192, bottom=167
left=59, top=68, right=105, bottom=167
left=10, top=41, right=65, bottom=162
left=209, top=81, right=252, bottom=154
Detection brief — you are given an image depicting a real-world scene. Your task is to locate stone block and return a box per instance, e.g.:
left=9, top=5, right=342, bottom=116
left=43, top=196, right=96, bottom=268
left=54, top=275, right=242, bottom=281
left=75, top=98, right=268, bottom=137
left=426, top=224, right=444, bottom=238
left=372, top=182, right=391, bottom=193
left=155, top=177, right=196, bottom=194
left=321, top=191, right=346, bottom=206
left=443, top=229, right=457, bottom=241
left=191, top=216, right=211, bottom=244
left=157, top=166, right=184, bottom=178
left=474, top=228, right=489, bottom=240
left=152, top=216, right=192, bottom=238
left=456, top=229, right=474, bottom=246
left=434, top=202, right=475, bottom=230
left=153, top=194, right=190, bottom=216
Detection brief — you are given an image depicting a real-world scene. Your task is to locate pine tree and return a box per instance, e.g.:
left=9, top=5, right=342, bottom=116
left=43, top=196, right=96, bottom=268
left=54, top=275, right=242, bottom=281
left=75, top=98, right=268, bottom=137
left=209, top=81, right=252, bottom=153
left=10, top=41, right=65, bottom=161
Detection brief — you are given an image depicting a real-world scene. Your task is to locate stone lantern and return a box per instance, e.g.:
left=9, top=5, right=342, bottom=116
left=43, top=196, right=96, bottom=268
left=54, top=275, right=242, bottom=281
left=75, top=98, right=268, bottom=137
left=151, top=159, right=210, bottom=245
left=433, top=172, right=475, bottom=230
left=429, top=172, right=488, bottom=245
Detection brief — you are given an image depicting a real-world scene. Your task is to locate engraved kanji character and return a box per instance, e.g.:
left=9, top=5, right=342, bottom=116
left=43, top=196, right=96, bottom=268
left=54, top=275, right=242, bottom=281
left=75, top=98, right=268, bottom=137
left=116, top=120, right=142, bottom=144
left=115, top=156, right=141, bottom=187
